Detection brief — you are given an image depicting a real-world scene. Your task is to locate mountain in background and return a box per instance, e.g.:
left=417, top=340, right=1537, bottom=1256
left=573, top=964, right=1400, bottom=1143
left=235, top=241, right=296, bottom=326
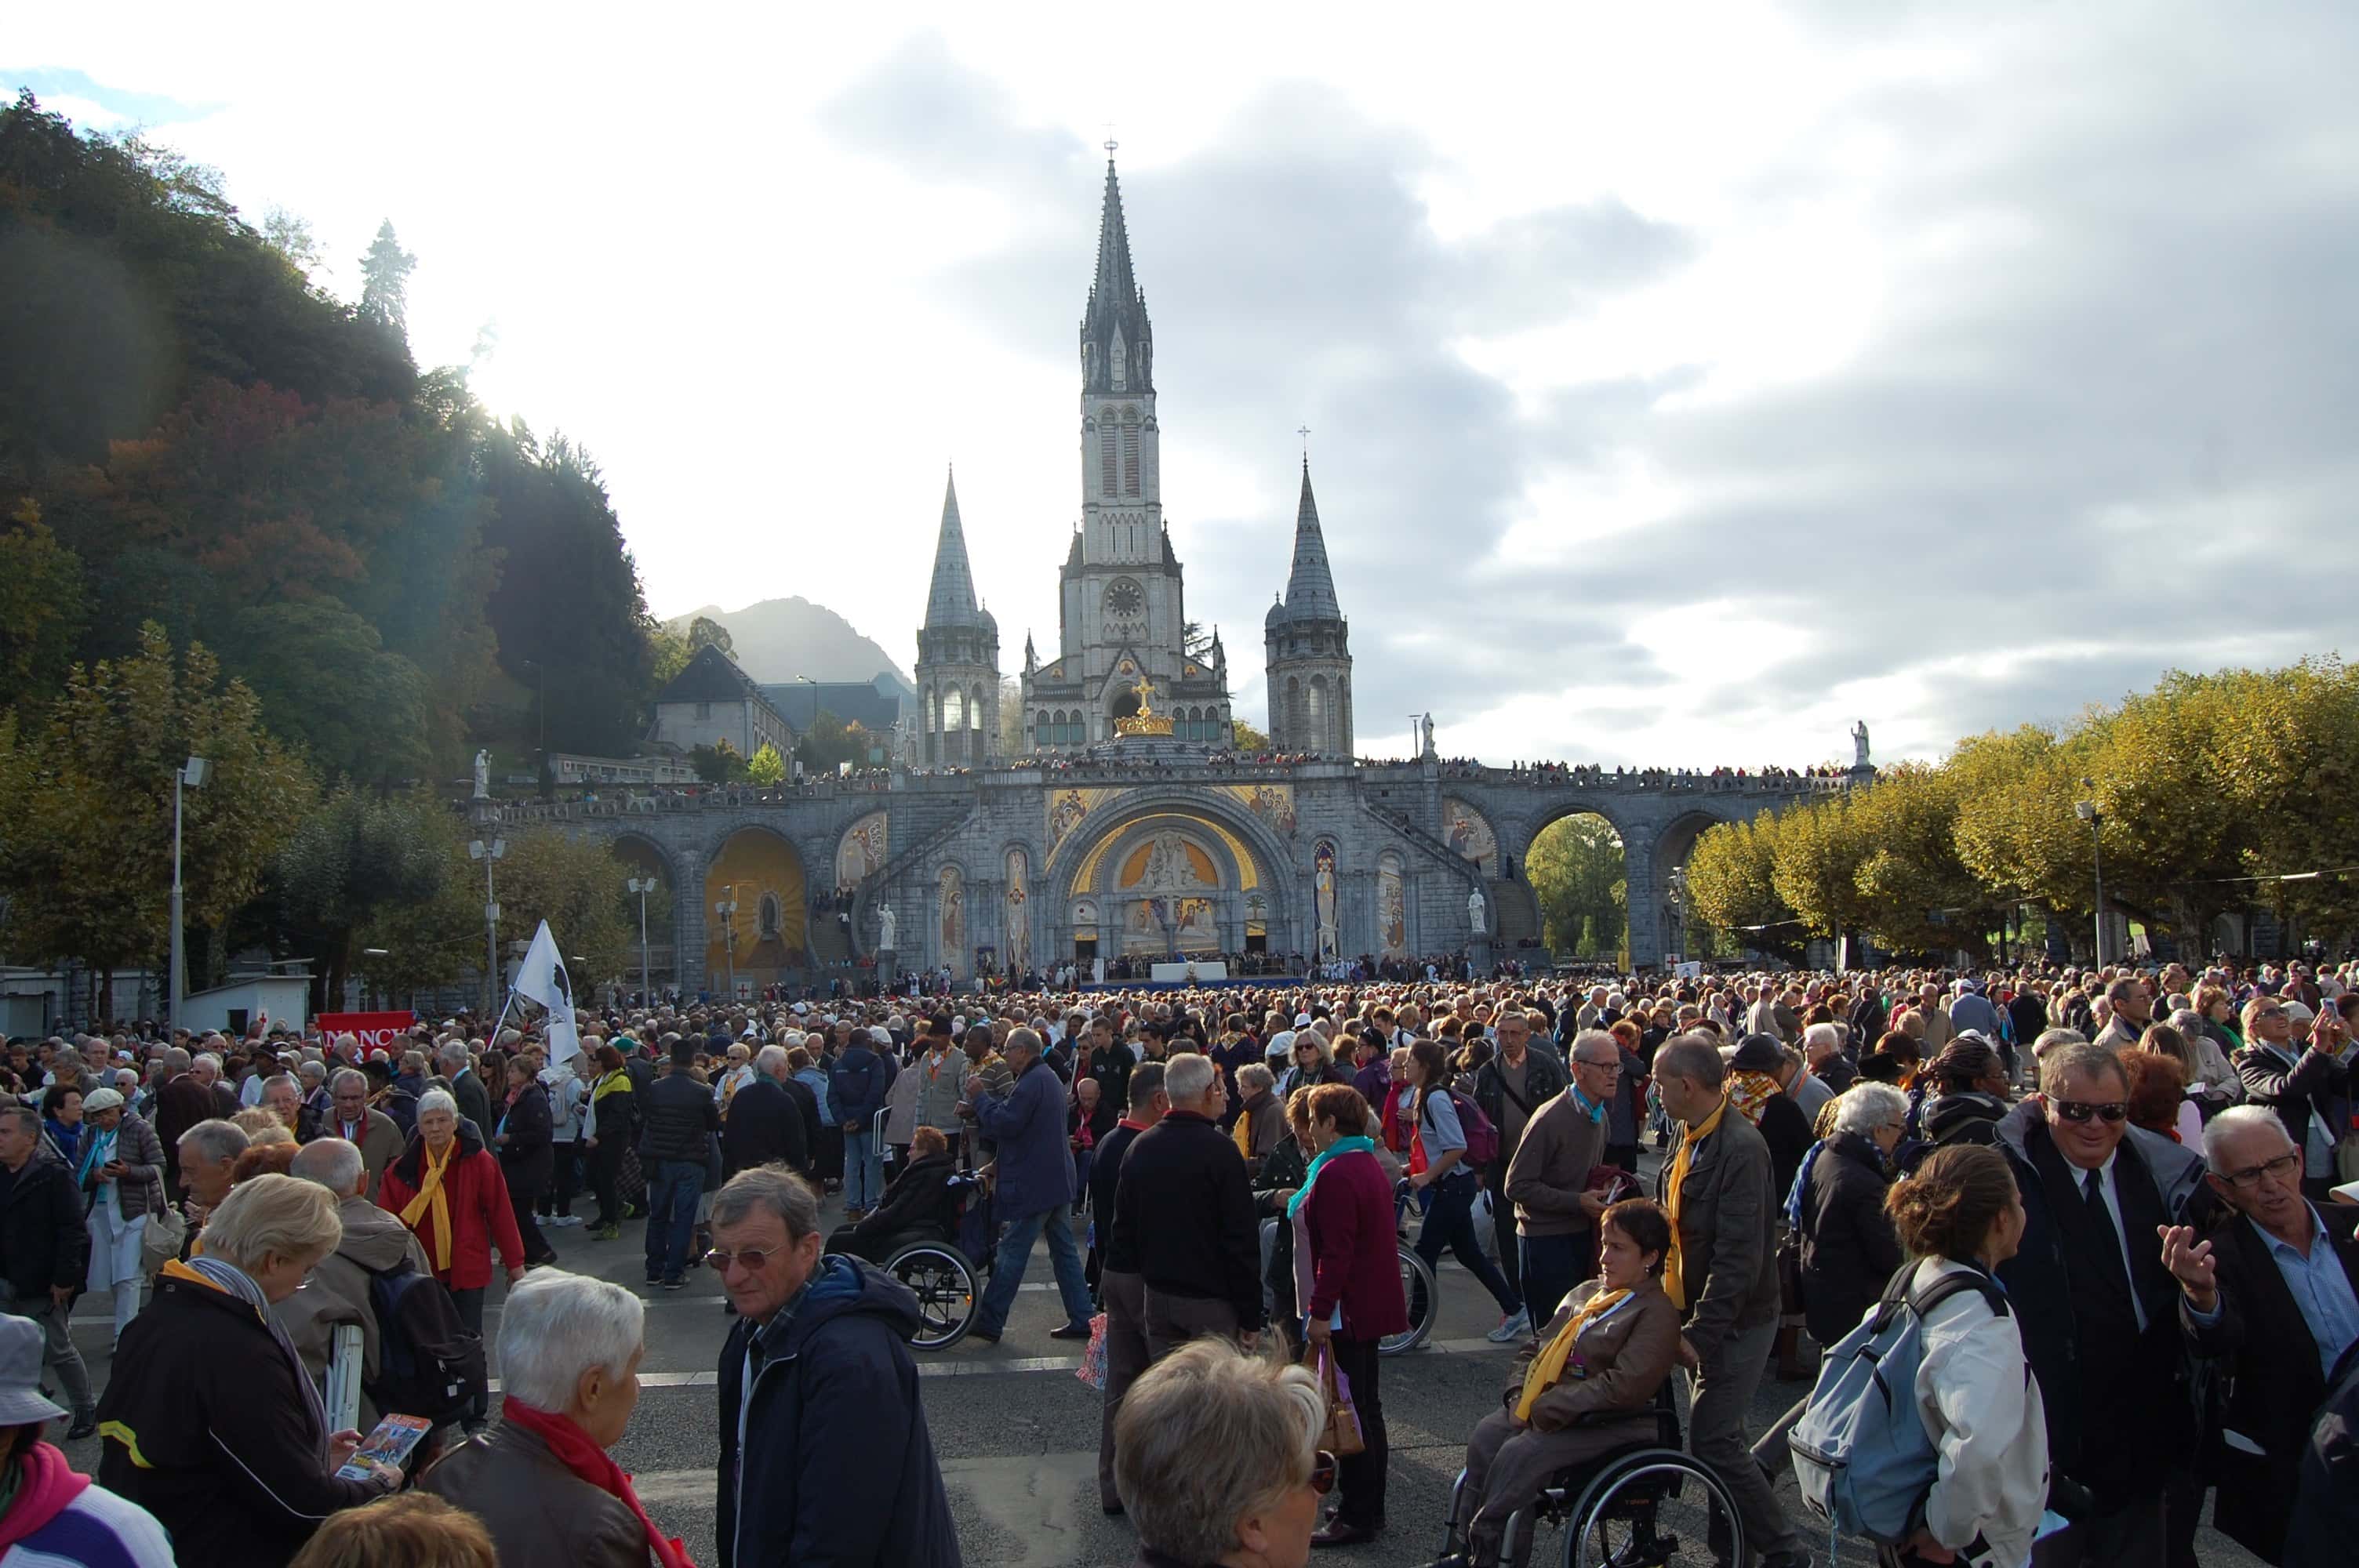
left=665, top=597, right=913, bottom=693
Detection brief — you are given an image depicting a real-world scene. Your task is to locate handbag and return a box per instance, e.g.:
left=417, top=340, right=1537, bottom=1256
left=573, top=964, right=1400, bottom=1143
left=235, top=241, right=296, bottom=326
left=1314, top=1345, right=1365, bottom=1457
left=1075, top=1312, right=1108, bottom=1391
left=140, top=1184, right=187, bottom=1276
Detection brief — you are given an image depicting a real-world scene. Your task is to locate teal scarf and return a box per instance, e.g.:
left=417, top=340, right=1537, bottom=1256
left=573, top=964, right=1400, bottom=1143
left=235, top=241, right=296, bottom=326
left=1286, top=1134, right=1376, bottom=1219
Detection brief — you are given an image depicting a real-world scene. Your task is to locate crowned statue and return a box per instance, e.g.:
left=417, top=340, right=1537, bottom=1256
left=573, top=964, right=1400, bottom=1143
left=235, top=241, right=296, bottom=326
left=877, top=902, right=897, bottom=951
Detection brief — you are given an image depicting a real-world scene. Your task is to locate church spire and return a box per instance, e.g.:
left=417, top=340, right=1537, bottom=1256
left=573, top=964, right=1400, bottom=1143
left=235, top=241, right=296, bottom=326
left=923, top=468, right=985, bottom=629
left=1080, top=147, right=1152, bottom=395
left=1281, top=457, right=1342, bottom=620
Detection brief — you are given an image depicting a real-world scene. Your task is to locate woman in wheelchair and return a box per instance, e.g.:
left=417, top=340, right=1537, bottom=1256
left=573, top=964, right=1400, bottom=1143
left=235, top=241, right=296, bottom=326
left=1424, top=1199, right=1681, bottom=1568
left=826, top=1125, right=961, bottom=1261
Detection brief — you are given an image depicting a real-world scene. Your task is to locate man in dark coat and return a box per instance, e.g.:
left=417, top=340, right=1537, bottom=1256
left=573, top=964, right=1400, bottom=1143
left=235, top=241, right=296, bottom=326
left=2168, top=1105, right=2359, bottom=1565
left=0, top=1103, right=93, bottom=1433
left=725, top=1047, right=808, bottom=1178
left=713, top=1167, right=958, bottom=1568
left=154, top=1047, right=215, bottom=1189
left=1797, top=1088, right=1906, bottom=1346
left=440, top=1044, right=496, bottom=1144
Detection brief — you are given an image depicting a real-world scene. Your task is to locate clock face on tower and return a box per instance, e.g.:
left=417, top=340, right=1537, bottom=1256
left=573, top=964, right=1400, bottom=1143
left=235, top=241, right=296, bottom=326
left=1104, top=578, right=1144, bottom=622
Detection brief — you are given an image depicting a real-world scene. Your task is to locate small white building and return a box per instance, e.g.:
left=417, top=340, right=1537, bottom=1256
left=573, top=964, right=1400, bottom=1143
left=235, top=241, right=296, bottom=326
left=179, top=976, right=312, bottom=1038
left=646, top=645, right=797, bottom=762
left=549, top=751, right=700, bottom=787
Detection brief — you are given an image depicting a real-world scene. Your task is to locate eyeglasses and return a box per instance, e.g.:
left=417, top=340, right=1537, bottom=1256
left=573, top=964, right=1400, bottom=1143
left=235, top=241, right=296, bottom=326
left=1574, top=1057, right=1621, bottom=1072
left=2052, top=1100, right=2128, bottom=1125
left=1307, top=1450, right=1337, bottom=1495
left=2254, top=1008, right=2287, bottom=1022
left=704, top=1247, right=776, bottom=1272
left=2222, top=1151, right=2302, bottom=1189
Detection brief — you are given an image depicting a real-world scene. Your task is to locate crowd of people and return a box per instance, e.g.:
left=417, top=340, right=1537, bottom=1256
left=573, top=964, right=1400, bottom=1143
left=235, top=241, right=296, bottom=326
left=0, top=953, right=2352, bottom=1564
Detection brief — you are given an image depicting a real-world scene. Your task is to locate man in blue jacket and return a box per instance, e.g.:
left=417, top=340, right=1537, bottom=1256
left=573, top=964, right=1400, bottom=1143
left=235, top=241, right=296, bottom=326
left=830, top=1027, right=892, bottom=1221
left=961, top=1026, right=1095, bottom=1345
left=712, top=1167, right=959, bottom=1568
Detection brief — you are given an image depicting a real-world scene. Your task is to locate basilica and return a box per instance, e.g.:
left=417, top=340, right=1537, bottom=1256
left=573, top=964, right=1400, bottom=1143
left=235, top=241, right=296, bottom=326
left=559, top=158, right=1826, bottom=989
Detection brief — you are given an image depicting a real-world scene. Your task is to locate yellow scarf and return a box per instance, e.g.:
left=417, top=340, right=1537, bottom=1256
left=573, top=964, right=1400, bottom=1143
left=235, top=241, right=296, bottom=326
left=1232, top=1106, right=1255, bottom=1162
left=1516, top=1287, right=1634, bottom=1421
left=1662, top=1097, right=1728, bottom=1311
left=398, top=1139, right=457, bottom=1272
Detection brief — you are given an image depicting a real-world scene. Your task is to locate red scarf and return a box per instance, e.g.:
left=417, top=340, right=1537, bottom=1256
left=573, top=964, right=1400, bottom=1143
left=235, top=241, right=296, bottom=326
left=501, top=1397, right=694, bottom=1568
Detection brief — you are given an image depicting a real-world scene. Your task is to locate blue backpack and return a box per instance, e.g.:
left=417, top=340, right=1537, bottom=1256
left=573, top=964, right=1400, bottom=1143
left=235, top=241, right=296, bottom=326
left=1787, top=1263, right=2014, bottom=1544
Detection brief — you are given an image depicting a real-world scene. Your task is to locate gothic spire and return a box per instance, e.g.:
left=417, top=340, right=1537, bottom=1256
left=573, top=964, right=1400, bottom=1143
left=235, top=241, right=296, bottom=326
left=1081, top=149, right=1153, bottom=394
left=923, top=469, right=986, bottom=629
left=1281, top=457, right=1342, bottom=621
left=1092, top=154, right=1137, bottom=314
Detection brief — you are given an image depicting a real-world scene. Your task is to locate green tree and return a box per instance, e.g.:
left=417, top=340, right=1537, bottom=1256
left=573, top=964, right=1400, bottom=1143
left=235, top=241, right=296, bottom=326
left=793, top=711, right=871, bottom=775
left=1683, top=811, right=1808, bottom=964
left=691, top=738, right=744, bottom=784
left=689, top=616, right=735, bottom=660
left=259, top=205, right=325, bottom=281
left=0, top=498, right=87, bottom=714
left=224, top=602, right=432, bottom=782
left=647, top=621, right=692, bottom=685
left=0, top=624, right=314, bottom=1009
left=357, top=220, right=416, bottom=336
left=358, top=822, right=633, bottom=1003
left=1525, top=813, right=1625, bottom=954
left=271, top=786, right=449, bottom=1007
left=745, top=740, right=787, bottom=786
left=1231, top=719, right=1272, bottom=752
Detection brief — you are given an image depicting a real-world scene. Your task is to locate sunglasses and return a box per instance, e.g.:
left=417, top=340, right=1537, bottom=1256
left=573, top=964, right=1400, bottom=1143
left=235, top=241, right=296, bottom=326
left=704, top=1247, right=777, bottom=1272
left=1308, top=1450, right=1337, bottom=1495
left=2052, top=1099, right=2128, bottom=1125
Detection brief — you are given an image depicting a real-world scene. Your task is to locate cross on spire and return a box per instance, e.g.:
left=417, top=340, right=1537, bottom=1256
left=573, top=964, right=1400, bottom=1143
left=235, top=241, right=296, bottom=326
left=1297, top=424, right=1311, bottom=459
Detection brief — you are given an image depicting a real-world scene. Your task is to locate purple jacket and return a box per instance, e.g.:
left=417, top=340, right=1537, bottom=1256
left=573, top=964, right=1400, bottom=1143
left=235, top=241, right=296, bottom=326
left=972, top=1057, right=1074, bottom=1218
left=1298, top=1148, right=1409, bottom=1341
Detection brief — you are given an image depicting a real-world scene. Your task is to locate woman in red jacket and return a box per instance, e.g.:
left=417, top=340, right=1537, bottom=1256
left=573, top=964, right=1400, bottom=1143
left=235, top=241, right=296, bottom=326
left=379, top=1090, right=525, bottom=1430
left=1292, top=1081, right=1408, bottom=1548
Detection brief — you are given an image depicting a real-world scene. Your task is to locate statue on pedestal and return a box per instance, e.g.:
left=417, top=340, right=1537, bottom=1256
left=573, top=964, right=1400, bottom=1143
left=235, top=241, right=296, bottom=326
left=1467, top=886, right=1487, bottom=936
left=472, top=749, right=490, bottom=800
left=1420, top=713, right=1436, bottom=760
left=877, top=903, right=897, bottom=951
left=1852, top=720, right=1872, bottom=769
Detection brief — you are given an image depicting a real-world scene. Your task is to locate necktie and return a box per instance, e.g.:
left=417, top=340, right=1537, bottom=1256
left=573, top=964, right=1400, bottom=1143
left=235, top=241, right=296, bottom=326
left=2081, top=1166, right=2143, bottom=1330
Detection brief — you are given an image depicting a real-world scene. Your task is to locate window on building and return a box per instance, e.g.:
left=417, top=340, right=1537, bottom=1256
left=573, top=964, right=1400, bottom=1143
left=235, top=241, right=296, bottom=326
left=943, top=686, right=965, bottom=732
left=695, top=702, right=711, bottom=720
left=1122, top=411, right=1140, bottom=496
left=1100, top=408, right=1118, bottom=495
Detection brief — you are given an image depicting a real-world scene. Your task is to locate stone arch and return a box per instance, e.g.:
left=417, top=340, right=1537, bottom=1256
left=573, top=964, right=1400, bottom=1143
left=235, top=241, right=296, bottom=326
left=703, top=825, right=808, bottom=994
left=1045, top=787, right=1296, bottom=957
left=1645, top=807, right=1744, bottom=968
left=612, top=832, right=678, bottom=953
left=1521, top=808, right=1627, bottom=959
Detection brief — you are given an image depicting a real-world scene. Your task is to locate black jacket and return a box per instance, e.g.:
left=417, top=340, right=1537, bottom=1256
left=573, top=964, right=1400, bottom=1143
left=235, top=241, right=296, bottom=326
left=1092, top=1121, right=1146, bottom=1272
left=1755, top=1093, right=1814, bottom=1203
left=1109, top=1112, right=1264, bottom=1330
left=847, top=1154, right=962, bottom=1248
left=450, top=1068, right=496, bottom=1147
left=496, top=1082, right=554, bottom=1192
left=2182, top=1203, right=2359, bottom=1563
left=0, top=1149, right=88, bottom=1298
left=638, top=1068, right=719, bottom=1165
left=1797, top=1131, right=1903, bottom=1345
left=716, top=1254, right=958, bottom=1568
left=1472, top=1047, right=1569, bottom=1171
left=2234, top=1041, right=2350, bottom=1168
left=781, top=1075, right=821, bottom=1158
left=723, top=1076, right=807, bottom=1176
left=1087, top=1045, right=1134, bottom=1141
left=99, top=1266, right=388, bottom=1567
left=2286, top=1334, right=2359, bottom=1566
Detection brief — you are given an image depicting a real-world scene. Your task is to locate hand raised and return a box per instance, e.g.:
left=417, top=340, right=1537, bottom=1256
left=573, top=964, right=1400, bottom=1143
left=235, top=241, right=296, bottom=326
left=2157, top=1225, right=2217, bottom=1308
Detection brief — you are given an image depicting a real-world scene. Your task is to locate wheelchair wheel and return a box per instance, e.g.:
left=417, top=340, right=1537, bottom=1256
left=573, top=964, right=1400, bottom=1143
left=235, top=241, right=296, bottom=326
left=884, top=1241, right=977, bottom=1352
left=1379, top=1245, right=1438, bottom=1356
left=1558, top=1448, right=1743, bottom=1568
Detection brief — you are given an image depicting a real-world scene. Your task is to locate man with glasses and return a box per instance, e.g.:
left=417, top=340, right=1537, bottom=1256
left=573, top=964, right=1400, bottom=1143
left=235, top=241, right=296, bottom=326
left=1995, top=1042, right=2208, bottom=1568
left=1473, top=1010, right=1568, bottom=1330
left=1502, top=1029, right=1619, bottom=1331
left=2234, top=995, right=2350, bottom=1203
left=2161, top=1105, right=2359, bottom=1565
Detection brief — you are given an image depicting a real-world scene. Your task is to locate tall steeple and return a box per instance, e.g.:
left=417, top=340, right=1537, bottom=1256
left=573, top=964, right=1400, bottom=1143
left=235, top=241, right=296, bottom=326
left=1281, top=458, right=1341, bottom=621
left=1080, top=148, right=1153, bottom=397
left=924, top=469, right=985, bottom=629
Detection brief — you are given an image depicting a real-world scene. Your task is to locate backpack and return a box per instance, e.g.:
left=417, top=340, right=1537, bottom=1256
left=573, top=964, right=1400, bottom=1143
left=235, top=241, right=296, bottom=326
left=1422, top=1087, right=1499, bottom=1168
left=362, top=1260, right=487, bottom=1425
left=1787, top=1263, right=2013, bottom=1544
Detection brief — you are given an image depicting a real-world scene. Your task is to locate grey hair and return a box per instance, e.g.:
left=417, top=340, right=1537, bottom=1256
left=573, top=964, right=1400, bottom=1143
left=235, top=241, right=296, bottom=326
left=435, top=1044, right=470, bottom=1071
left=496, top=1271, right=645, bottom=1412
left=1004, top=1025, right=1043, bottom=1058
left=2201, top=1104, right=2295, bottom=1168
left=1164, top=1052, right=1216, bottom=1104
left=1802, top=1022, right=1842, bottom=1056
left=328, top=1068, right=367, bottom=1096
left=416, top=1088, right=459, bottom=1119
left=163, top=1047, right=192, bottom=1074
left=194, top=1052, right=222, bottom=1073
left=0, top=1105, right=37, bottom=1139
left=712, top=1165, right=820, bottom=1242
left=2040, top=1042, right=2130, bottom=1098
left=1114, top=1337, right=1325, bottom=1561
left=289, top=1137, right=365, bottom=1196
left=201, top=1173, right=342, bottom=1272
left=1235, top=1062, right=1275, bottom=1094
left=2030, top=1027, right=2088, bottom=1062
left=261, top=1073, right=298, bottom=1098
left=1832, top=1082, right=1910, bottom=1137
left=178, top=1118, right=250, bottom=1167
left=1654, top=1033, right=1726, bottom=1091
left=754, top=1045, right=789, bottom=1077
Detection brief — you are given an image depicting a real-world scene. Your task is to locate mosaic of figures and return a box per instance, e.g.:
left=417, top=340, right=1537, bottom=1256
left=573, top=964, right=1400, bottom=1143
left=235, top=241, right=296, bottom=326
left=836, top=811, right=889, bottom=887
left=1441, top=797, right=1499, bottom=877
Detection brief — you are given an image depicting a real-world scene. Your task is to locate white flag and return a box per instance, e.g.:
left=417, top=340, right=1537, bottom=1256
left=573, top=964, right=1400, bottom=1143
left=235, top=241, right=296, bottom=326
left=514, top=920, right=582, bottom=1067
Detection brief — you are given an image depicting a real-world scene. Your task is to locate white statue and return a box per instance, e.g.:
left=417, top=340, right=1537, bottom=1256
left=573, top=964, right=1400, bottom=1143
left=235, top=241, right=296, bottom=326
left=1467, top=886, right=1488, bottom=937
left=472, top=749, right=490, bottom=799
left=1092, top=953, right=1107, bottom=985
left=877, top=903, right=897, bottom=951
left=1420, top=713, right=1436, bottom=759
left=1852, top=720, right=1872, bottom=768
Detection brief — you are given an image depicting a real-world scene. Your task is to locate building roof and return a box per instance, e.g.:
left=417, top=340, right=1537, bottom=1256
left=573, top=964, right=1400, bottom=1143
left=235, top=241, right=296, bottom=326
left=1274, top=458, right=1343, bottom=623
left=758, top=677, right=904, bottom=735
left=923, top=470, right=993, bottom=633
left=655, top=642, right=770, bottom=706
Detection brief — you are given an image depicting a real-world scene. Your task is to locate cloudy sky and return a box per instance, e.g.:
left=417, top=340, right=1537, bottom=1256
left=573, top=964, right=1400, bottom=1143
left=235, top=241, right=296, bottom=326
left=16, top=2, right=2358, bottom=768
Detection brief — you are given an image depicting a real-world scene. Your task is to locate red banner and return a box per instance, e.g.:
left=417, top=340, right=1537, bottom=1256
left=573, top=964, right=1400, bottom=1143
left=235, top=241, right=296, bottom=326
left=316, top=1011, right=420, bottom=1053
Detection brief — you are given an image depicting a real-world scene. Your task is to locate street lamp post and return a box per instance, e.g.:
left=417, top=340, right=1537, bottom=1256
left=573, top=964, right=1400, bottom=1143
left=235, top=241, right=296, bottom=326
left=714, top=896, right=739, bottom=1000
left=2075, top=786, right=2105, bottom=967
left=169, top=757, right=210, bottom=1032
left=470, top=837, right=507, bottom=1014
left=626, top=876, right=655, bottom=1002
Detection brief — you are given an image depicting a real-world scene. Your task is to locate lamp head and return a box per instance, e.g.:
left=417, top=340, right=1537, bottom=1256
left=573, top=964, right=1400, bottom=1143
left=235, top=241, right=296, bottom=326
left=2074, top=800, right=2098, bottom=823
left=180, top=757, right=211, bottom=789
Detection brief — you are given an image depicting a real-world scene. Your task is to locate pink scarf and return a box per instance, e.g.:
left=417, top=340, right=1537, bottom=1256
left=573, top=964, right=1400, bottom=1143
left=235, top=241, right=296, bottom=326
left=0, top=1443, right=91, bottom=1549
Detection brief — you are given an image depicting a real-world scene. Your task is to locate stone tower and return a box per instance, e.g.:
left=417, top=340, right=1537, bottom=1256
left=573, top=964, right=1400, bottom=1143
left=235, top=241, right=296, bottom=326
left=1263, top=459, right=1352, bottom=755
left=914, top=470, right=999, bottom=767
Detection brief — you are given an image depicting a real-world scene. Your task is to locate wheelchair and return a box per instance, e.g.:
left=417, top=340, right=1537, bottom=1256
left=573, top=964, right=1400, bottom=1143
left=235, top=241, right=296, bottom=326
left=1381, top=1243, right=1440, bottom=1356
left=1437, top=1386, right=1745, bottom=1568
left=833, top=1169, right=993, bottom=1352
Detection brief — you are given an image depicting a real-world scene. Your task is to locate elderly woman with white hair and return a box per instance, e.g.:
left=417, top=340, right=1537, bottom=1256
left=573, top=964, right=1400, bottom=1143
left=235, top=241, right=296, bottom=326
left=96, top=1174, right=400, bottom=1568
left=1794, top=1082, right=1910, bottom=1348
left=1114, top=1335, right=1331, bottom=1568
left=421, top=1270, right=687, bottom=1567
left=75, top=1086, right=165, bottom=1346
left=377, top=1088, right=525, bottom=1431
